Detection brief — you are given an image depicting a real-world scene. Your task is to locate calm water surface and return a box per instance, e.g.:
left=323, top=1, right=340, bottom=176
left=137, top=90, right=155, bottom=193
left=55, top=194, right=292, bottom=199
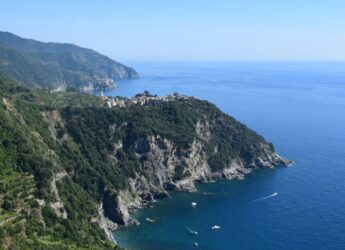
left=103, top=62, right=345, bottom=250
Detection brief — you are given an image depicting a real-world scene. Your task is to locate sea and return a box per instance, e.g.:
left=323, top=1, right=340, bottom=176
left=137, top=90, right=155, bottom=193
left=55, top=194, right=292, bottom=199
left=103, top=61, right=345, bottom=250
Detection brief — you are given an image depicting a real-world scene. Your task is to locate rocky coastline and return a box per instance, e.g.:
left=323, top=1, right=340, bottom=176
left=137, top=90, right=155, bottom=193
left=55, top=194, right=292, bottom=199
left=35, top=90, right=293, bottom=245
left=97, top=124, right=292, bottom=242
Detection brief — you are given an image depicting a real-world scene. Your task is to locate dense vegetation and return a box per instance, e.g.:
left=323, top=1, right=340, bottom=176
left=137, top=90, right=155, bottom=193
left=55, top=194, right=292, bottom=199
left=0, top=77, right=115, bottom=249
left=0, top=75, right=274, bottom=249
left=0, top=31, right=138, bottom=90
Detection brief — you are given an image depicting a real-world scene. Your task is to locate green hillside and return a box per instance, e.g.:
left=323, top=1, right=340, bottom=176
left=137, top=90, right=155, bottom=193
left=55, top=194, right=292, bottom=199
left=0, top=76, right=288, bottom=249
left=0, top=31, right=138, bottom=90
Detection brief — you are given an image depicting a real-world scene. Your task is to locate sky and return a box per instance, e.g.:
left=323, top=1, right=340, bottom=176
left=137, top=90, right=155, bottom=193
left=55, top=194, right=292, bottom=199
left=1, top=0, right=345, bottom=61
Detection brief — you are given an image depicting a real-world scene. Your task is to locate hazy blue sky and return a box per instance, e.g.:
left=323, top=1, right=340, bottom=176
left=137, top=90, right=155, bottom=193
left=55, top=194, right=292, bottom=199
left=1, top=0, right=344, bottom=61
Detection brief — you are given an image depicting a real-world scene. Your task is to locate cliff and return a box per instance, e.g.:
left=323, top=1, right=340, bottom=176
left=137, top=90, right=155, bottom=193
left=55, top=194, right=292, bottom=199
left=0, top=77, right=290, bottom=249
left=83, top=94, right=290, bottom=226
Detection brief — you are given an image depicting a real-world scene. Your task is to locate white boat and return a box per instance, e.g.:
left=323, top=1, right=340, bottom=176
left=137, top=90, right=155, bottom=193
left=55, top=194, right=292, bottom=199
left=191, top=202, right=197, bottom=207
left=194, top=242, right=199, bottom=246
left=145, top=217, right=156, bottom=223
left=211, top=225, right=221, bottom=230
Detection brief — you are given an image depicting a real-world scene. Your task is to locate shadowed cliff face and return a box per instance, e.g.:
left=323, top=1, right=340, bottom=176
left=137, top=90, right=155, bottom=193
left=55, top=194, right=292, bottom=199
left=102, top=190, right=127, bottom=225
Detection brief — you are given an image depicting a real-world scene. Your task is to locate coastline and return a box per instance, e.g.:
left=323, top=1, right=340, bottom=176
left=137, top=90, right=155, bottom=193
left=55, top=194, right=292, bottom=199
left=111, top=155, right=292, bottom=246
left=113, top=163, right=292, bottom=249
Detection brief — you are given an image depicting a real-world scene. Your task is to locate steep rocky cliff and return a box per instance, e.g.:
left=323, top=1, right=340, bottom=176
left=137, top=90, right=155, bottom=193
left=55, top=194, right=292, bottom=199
left=101, top=134, right=288, bottom=226
left=0, top=78, right=290, bottom=249
left=61, top=93, right=291, bottom=228
left=97, top=113, right=289, bottom=226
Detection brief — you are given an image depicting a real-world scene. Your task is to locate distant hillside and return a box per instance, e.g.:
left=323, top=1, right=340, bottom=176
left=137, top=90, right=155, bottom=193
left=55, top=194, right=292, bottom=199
left=0, top=31, right=138, bottom=90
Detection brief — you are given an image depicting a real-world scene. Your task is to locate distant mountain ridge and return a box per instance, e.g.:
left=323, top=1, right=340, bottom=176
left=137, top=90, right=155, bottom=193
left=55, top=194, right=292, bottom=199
left=0, top=31, right=138, bottom=90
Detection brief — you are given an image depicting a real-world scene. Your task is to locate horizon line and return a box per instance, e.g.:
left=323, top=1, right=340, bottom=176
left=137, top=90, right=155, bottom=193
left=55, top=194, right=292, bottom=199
left=120, top=59, right=345, bottom=63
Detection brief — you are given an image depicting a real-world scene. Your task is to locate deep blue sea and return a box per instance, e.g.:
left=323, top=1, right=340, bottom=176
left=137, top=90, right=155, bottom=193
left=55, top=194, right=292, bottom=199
left=104, top=62, right=345, bottom=250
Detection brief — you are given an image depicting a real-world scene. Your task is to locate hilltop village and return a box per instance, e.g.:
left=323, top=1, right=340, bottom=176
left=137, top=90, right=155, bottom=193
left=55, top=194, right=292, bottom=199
left=101, top=91, right=193, bottom=108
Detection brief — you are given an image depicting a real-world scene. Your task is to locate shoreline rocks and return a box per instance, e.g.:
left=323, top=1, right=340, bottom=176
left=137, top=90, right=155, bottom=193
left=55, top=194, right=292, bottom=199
left=101, top=152, right=291, bottom=237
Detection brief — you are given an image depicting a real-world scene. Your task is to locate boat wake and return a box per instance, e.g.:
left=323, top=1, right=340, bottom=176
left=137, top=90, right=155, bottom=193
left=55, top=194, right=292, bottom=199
left=252, top=192, right=278, bottom=202
left=186, top=226, right=199, bottom=235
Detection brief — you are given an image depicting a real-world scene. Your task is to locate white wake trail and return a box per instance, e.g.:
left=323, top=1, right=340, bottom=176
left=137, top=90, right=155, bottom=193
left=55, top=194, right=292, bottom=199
left=186, top=226, right=198, bottom=235
left=252, top=192, right=278, bottom=202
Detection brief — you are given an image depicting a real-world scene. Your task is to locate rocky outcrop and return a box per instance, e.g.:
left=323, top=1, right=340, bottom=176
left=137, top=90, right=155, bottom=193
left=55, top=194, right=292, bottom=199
left=50, top=171, right=68, bottom=219
left=0, top=80, right=293, bottom=248
left=101, top=119, right=292, bottom=227
left=97, top=202, right=118, bottom=244
left=102, top=190, right=129, bottom=225
left=34, top=92, right=293, bottom=241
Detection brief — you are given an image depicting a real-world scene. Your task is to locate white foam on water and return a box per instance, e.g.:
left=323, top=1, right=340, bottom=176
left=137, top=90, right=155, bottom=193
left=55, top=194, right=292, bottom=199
left=252, top=192, right=278, bottom=202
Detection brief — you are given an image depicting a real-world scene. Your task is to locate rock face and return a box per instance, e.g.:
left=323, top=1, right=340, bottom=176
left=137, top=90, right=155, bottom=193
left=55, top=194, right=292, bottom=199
left=0, top=80, right=292, bottom=247
left=43, top=93, right=291, bottom=237
left=0, top=77, right=292, bottom=248
left=84, top=99, right=292, bottom=226
left=102, top=134, right=290, bottom=226
left=102, top=190, right=127, bottom=225
left=50, top=171, right=68, bottom=219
